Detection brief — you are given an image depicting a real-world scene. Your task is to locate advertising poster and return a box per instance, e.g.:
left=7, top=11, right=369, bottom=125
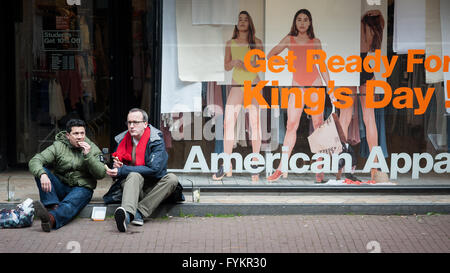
left=361, top=0, right=388, bottom=93
left=219, top=0, right=265, bottom=86
left=158, top=0, right=450, bottom=186
left=265, top=0, right=360, bottom=87
left=8, top=0, right=450, bottom=193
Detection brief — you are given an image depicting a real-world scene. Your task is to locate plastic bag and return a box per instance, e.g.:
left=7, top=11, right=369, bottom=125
left=0, top=198, right=35, bottom=228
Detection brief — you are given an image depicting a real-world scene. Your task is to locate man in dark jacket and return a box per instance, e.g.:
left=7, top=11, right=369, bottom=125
left=29, top=119, right=106, bottom=232
left=105, top=108, right=179, bottom=232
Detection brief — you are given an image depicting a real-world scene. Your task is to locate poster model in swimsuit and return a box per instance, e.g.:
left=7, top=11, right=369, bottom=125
left=219, top=0, right=265, bottom=86
left=265, top=0, right=361, bottom=87
left=361, top=0, right=388, bottom=94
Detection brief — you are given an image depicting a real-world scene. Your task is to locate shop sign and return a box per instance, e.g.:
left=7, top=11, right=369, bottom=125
left=183, top=146, right=450, bottom=180
left=66, top=0, right=81, bottom=6
left=42, top=30, right=81, bottom=51
left=366, top=0, right=381, bottom=5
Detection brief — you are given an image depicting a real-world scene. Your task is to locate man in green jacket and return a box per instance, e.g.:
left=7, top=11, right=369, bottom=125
left=29, top=119, right=106, bottom=232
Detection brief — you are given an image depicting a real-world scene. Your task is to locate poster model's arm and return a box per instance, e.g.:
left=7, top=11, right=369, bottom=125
left=267, top=35, right=290, bottom=60
left=224, top=40, right=246, bottom=71
left=313, top=38, right=330, bottom=85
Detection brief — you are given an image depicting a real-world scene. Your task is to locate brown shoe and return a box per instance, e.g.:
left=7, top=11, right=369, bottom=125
left=33, top=201, right=54, bottom=232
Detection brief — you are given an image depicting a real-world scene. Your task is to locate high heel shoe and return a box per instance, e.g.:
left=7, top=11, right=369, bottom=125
left=249, top=159, right=261, bottom=182
left=251, top=174, right=259, bottom=182
left=267, top=170, right=284, bottom=182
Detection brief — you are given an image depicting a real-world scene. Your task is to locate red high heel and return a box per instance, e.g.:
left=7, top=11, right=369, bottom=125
left=267, top=170, right=283, bottom=182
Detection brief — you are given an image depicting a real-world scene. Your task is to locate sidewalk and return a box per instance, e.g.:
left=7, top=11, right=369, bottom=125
left=1, top=170, right=450, bottom=217
left=1, top=214, right=449, bottom=253
left=1, top=169, right=449, bottom=254
left=2, top=170, right=450, bottom=203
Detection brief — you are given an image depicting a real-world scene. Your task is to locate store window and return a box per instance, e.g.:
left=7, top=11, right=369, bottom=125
left=160, top=0, right=450, bottom=186
left=13, top=0, right=155, bottom=163
left=14, top=0, right=109, bottom=162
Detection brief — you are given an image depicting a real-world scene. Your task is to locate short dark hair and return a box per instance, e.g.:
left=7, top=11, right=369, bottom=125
left=128, top=108, right=148, bottom=122
left=66, top=119, right=86, bottom=133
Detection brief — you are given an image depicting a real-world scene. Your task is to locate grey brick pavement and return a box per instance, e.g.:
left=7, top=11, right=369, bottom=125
left=1, top=214, right=449, bottom=253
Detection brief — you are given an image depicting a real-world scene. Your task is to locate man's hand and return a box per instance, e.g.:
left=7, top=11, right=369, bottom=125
left=78, top=141, right=91, bottom=155
left=40, top=173, right=52, bottom=192
left=112, top=156, right=123, bottom=168
left=105, top=165, right=118, bottom=177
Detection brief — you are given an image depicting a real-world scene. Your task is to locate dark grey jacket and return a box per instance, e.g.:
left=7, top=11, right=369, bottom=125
left=103, top=125, right=184, bottom=204
left=114, top=125, right=168, bottom=183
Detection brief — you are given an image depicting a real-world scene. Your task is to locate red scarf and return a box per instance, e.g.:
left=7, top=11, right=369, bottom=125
left=113, top=127, right=150, bottom=166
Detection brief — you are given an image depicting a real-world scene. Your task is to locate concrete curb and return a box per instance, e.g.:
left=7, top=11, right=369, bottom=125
left=2, top=202, right=449, bottom=218
left=75, top=203, right=450, bottom=217
left=182, top=185, right=450, bottom=194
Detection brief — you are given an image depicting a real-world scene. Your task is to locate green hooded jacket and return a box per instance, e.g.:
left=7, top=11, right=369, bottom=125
left=28, top=131, right=106, bottom=190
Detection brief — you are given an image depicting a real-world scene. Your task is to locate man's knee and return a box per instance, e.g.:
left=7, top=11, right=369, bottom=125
left=127, top=172, right=144, bottom=180
left=164, top=173, right=179, bottom=189
left=122, top=172, right=144, bottom=186
left=65, top=187, right=93, bottom=207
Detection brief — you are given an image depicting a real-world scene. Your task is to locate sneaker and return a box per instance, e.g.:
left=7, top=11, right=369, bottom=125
left=32, top=200, right=52, bottom=232
left=131, top=210, right=144, bottom=226
left=114, top=207, right=130, bottom=232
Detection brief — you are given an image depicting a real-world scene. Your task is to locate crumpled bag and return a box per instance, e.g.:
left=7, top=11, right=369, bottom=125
left=0, top=198, right=35, bottom=228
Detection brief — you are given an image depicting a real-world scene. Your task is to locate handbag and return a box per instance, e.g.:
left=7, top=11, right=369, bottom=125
left=307, top=105, right=347, bottom=155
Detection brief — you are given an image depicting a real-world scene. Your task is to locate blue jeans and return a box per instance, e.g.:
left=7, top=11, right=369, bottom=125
left=35, top=168, right=93, bottom=229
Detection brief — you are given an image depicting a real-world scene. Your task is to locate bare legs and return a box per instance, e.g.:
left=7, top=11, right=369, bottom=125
left=281, top=93, right=305, bottom=167
left=359, top=86, right=378, bottom=155
left=338, top=85, right=379, bottom=180
left=217, top=84, right=262, bottom=181
left=269, top=88, right=325, bottom=182
left=223, top=87, right=244, bottom=158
